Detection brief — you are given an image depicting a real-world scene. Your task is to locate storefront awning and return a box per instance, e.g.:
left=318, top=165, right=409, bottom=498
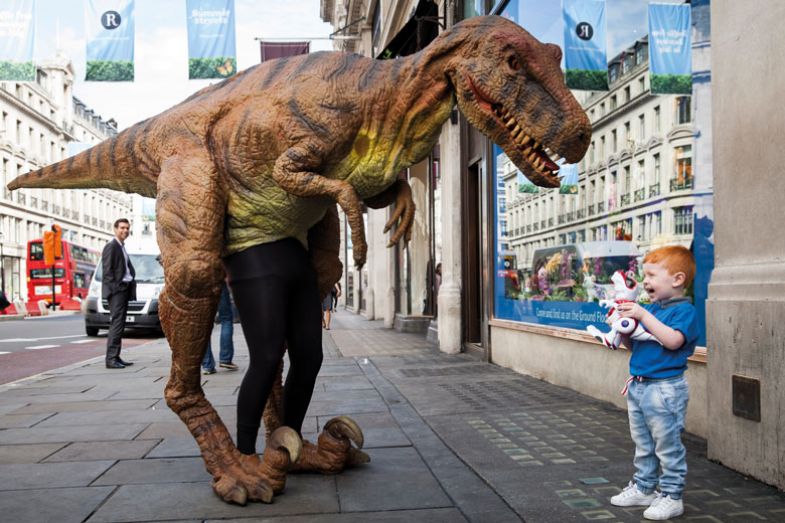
left=376, top=0, right=441, bottom=59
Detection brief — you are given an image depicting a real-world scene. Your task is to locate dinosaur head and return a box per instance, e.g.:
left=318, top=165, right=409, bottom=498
left=445, top=16, right=591, bottom=187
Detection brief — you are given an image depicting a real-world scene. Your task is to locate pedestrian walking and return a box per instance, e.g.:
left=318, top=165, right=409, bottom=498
left=202, top=281, right=238, bottom=375
left=609, top=245, right=699, bottom=520
left=322, top=282, right=339, bottom=330
left=101, top=218, right=136, bottom=369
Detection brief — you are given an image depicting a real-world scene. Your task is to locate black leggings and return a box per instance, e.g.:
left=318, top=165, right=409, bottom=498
left=225, top=238, right=323, bottom=455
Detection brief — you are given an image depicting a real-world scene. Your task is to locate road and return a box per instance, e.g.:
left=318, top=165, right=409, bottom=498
left=0, top=314, right=161, bottom=385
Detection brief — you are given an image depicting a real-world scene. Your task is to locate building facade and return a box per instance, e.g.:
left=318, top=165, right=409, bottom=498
left=0, top=55, right=132, bottom=305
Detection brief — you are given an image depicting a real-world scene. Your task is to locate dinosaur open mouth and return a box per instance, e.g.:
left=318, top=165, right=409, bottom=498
left=490, top=103, right=561, bottom=178
left=464, top=73, right=562, bottom=182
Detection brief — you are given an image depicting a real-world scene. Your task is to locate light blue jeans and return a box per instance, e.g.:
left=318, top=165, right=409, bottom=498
left=626, top=374, right=689, bottom=499
left=202, top=284, right=234, bottom=371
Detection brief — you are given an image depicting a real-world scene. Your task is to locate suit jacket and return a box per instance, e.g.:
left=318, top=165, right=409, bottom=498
left=101, top=239, right=136, bottom=301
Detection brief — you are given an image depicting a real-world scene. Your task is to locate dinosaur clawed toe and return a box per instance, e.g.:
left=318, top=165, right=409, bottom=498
left=210, top=427, right=302, bottom=505
left=292, top=415, right=370, bottom=474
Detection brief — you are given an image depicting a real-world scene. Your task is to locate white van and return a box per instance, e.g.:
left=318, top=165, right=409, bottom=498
left=83, top=240, right=165, bottom=336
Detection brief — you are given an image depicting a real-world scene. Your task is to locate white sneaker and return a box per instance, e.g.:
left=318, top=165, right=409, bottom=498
left=643, top=493, right=684, bottom=520
left=610, top=481, right=657, bottom=507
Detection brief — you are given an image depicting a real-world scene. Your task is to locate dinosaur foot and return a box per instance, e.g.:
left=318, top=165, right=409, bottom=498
left=211, top=427, right=302, bottom=505
left=292, top=415, right=370, bottom=474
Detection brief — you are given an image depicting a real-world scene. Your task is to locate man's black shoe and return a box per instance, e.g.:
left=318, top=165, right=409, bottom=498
left=106, top=361, right=126, bottom=369
left=118, top=359, right=134, bottom=366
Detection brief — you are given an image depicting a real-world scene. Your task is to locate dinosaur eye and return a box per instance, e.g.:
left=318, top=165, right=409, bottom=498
left=507, top=55, right=521, bottom=72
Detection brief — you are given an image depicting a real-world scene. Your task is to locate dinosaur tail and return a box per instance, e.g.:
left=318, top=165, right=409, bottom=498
left=6, top=122, right=157, bottom=197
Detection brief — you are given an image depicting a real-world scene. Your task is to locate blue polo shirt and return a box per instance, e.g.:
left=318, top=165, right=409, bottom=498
left=630, top=298, right=700, bottom=379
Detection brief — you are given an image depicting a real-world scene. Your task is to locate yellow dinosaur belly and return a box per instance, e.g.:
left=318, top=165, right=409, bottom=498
left=225, top=180, right=331, bottom=255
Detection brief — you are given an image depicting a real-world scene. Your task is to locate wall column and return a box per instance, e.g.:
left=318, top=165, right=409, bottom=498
left=707, top=0, right=785, bottom=490
left=437, top=116, right=462, bottom=354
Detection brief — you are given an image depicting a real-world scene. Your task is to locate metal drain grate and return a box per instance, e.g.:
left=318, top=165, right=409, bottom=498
left=439, top=379, right=579, bottom=409
left=399, top=365, right=504, bottom=378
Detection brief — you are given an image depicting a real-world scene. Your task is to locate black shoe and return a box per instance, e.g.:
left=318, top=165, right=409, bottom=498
left=106, top=360, right=126, bottom=369
left=118, top=359, right=134, bottom=366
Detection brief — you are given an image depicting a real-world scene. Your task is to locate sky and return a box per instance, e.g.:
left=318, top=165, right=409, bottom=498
left=27, top=0, right=681, bottom=132
left=32, top=0, right=335, bottom=130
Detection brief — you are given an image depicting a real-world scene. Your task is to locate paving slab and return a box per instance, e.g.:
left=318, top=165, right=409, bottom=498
left=0, top=442, right=66, bottom=464
left=0, top=460, right=115, bottom=490
left=9, top=398, right=158, bottom=414
left=0, top=486, right=114, bottom=523
left=0, top=411, right=54, bottom=428
left=44, top=440, right=161, bottom=462
left=0, top=422, right=147, bottom=444
left=209, top=507, right=468, bottom=522
left=93, top=457, right=210, bottom=485
left=87, top=476, right=338, bottom=522
left=35, top=407, right=178, bottom=427
left=336, top=447, right=452, bottom=513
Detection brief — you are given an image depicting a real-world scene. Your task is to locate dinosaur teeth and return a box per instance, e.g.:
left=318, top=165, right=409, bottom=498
left=523, top=146, right=532, bottom=155
left=521, top=135, right=531, bottom=146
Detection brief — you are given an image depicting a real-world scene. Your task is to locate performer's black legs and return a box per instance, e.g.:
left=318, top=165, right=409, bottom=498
left=227, top=239, right=323, bottom=454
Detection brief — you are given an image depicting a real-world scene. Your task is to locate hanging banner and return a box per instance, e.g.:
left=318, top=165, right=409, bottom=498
left=186, top=0, right=236, bottom=79
left=562, top=0, right=608, bottom=91
left=648, top=3, right=692, bottom=94
left=0, top=0, right=35, bottom=81
left=85, top=0, right=135, bottom=81
left=260, top=41, right=309, bottom=62
left=517, top=169, right=539, bottom=194
left=558, top=163, right=579, bottom=194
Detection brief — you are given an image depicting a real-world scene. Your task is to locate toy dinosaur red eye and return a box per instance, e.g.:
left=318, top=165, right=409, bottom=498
left=507, top=56, right=521, bottom=72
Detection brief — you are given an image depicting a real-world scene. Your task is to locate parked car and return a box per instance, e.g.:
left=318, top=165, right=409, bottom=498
left=83, top=241, right=165, bottom=336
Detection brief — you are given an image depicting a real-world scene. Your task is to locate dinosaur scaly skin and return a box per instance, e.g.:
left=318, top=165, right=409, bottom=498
left=7, top=16, right=590, bottom=505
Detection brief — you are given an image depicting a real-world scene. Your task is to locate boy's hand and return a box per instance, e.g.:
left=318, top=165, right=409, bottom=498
left=617, top=302, right=647, bottom=320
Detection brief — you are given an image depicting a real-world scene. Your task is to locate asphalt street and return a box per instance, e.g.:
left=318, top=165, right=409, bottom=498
left=0, top=315, right=160, bottom=384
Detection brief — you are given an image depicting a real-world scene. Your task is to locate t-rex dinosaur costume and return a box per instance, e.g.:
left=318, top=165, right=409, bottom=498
left=8, top=16, right=590, bottom=504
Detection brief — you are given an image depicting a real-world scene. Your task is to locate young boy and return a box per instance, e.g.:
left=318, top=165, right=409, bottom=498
left=609, top=245, right=699, bottom=521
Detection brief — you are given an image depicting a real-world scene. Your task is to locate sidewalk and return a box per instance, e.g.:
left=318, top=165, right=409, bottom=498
left=0, top=312, right=783, bottom=522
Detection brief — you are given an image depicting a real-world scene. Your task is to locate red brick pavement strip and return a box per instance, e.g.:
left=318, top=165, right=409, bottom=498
left=0, top=338, right=153, bottom=385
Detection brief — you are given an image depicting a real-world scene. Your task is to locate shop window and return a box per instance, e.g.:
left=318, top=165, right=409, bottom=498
left=490, top=3, right=713, bottom=346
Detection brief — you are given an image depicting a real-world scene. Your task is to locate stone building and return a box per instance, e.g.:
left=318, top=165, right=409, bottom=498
left=0, top=54, right=131, bottom=303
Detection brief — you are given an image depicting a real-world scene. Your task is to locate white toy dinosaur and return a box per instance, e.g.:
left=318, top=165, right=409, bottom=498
left=586, top=270, right=662, bottom=350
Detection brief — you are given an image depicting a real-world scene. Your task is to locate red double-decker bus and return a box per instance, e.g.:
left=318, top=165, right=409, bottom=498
left=27, top=239, right=100, bottom=310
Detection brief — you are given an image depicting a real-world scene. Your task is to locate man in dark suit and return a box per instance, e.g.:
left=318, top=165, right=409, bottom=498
left=102, top=218, right=136, bottom=369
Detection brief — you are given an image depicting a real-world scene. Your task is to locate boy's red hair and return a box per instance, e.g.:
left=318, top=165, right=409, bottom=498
left=643, top=245, right=696, bottom=286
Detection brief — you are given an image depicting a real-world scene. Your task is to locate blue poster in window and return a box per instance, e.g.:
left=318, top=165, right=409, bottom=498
left=85, top=0, right=135, bottom=81
left=0, top=0, right=35, bottom=81
left=648, top=3, right=692, bottom=94
left=562, top=0, right=608, bottom=91
left=558, top=162, right=579, bottom=194
left=186, top=0, right=236, bottom=79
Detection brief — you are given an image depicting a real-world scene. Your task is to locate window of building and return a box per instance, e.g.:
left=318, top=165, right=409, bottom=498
left=638, top=76, right=645, bottom=94
left=611, top=130, right=617, bottom=152
left=624, top=165, right=631, bottom=195
left=653, top=154, right=660, bottom=183
left=677, top=96, right=691, bottom=124
left=600, top=136, right=605, bottom=157
left=624, top=86, right=631, bottom=103
left=674, top=145, right=693, bottom=186
left=610, top=95, right=617, bottom=111
left=674, top=206, right=694, bottom=235
left=609, top=64, right=619, bottom=84
left=636, top=44, right=646, bottom=65
left=624, top=121, right=631, bottom=144
left=654, top=105, right=661, bottom=132
left=600, top=102, right=605, bottom=116
left=638, top=114, right=645, bottom=139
